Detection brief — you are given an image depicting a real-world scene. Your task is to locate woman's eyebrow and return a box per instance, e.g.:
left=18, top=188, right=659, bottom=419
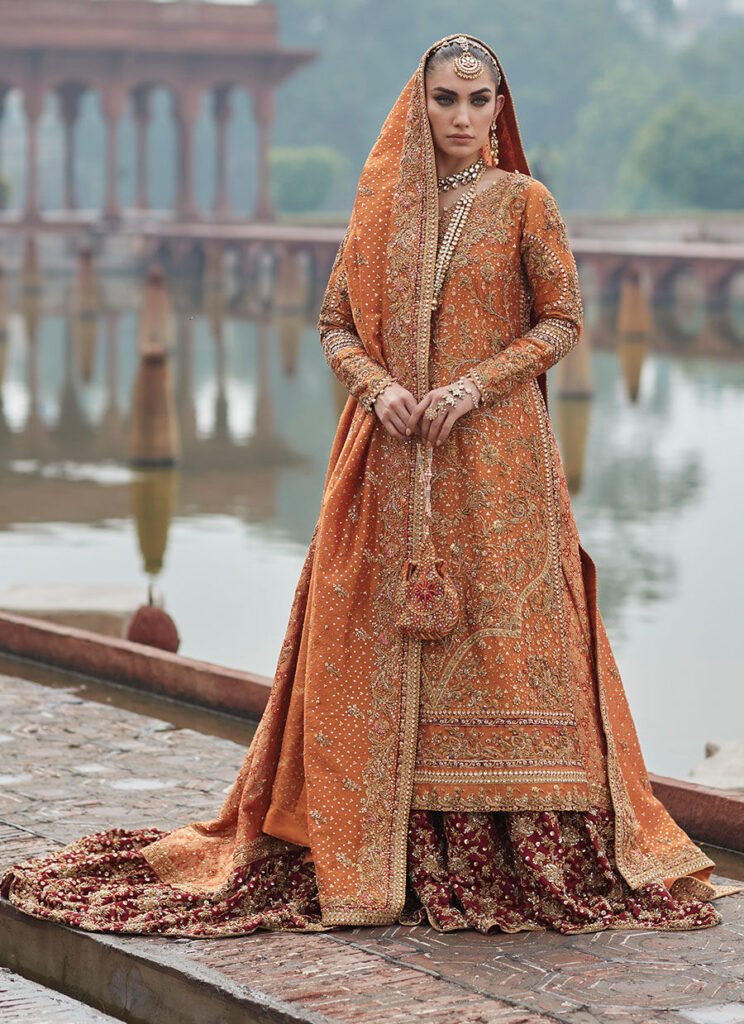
left=432, top=86, right=492, bottom=97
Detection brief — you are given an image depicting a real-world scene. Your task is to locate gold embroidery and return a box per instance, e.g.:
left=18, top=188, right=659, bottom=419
left=414, top=768, right=588, bottom=785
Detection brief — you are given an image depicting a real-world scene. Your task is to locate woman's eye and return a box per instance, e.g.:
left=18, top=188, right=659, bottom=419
left=435, top=96, right=453, bottom=105
left=472, top=98, right=488, bottom=106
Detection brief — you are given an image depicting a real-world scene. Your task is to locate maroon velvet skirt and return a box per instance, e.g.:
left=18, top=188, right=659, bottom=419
left=0, top=806, right=720, bottom=936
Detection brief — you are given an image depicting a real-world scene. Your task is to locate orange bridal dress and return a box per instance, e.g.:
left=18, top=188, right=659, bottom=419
left=1, top=35, right=735, bottom=936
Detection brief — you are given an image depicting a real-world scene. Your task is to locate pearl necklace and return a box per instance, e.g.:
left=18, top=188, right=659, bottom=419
left=437, top=156, right=485, bottom=193
left=432, top=165, right=485, bottom=310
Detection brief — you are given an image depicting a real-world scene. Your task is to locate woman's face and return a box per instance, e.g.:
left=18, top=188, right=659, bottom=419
left=425, top=59, right=505, bottom=167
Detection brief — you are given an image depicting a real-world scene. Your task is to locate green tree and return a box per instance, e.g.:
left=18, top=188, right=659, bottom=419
left=626, top=93, right=744, bottom=209
left=558, top=61, right=669, bottom=211
left=674, top=25, right=744, bottom=104
left=269, top=146, right=348, bottom=213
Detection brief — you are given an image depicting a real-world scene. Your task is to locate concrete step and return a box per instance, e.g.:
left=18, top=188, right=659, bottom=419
left=0, top=967, right=119, bottom=1023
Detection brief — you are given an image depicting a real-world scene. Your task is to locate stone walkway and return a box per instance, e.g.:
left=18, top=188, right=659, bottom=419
left=1, top=668, right=743, bottom=1024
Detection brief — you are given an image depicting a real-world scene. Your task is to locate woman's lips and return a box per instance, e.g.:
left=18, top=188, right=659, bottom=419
left=448, top=134, right=475, bottom=141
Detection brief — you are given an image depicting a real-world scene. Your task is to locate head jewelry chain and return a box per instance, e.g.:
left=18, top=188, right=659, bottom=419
left=430, top=34, right=502, bottom=86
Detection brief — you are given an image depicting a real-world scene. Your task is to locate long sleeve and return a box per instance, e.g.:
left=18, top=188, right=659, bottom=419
left=465, top=179, right=584, bottom=407
left=317, top=234, right=397, bottom=414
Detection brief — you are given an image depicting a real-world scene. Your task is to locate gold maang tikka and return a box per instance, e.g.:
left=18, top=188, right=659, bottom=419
left=430, top=35, right=503, bottom=89
left=452, top=35, right=484, bottom=79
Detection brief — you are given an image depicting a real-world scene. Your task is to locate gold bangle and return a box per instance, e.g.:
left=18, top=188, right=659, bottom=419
left=366, top=375, right=397, bottom=412
left=465, top=369, right=485, bottom=403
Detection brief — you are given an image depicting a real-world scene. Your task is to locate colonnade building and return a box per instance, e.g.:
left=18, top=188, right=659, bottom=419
left=0, top=0, right=315, bottom=223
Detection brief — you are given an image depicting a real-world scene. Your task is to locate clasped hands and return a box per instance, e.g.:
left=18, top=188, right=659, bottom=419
left=372, top=379, right=480, bottom=447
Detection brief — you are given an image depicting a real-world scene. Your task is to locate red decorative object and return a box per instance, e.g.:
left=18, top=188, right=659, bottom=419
left=393, top=535, right=461, bottom=640
left=125, top=605, right=180, bottom=654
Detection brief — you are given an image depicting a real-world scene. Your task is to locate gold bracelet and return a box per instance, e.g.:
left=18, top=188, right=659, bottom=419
left=447, top=376, right=481, bottom=409
left=465, top=368, right=485, bottom=401
left=366, top=375, right=397, bottom=412
left=457, top=378, right=480, bottom=409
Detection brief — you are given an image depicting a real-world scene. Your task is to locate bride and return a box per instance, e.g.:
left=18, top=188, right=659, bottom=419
left=1, top=33, right=733, bottom=936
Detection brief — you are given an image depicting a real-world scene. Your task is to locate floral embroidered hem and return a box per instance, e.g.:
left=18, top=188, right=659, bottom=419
left=0, top=807, right=721, bottom=937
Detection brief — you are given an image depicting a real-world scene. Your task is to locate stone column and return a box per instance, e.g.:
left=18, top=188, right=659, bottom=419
left=251, top=88, right=275, bottom=222
left=0, top=87, right=9, bottom=206
left=22, top=86, right=45, bottom=223
left=132, top=86, right=152, bottom=211
left=101, top=86, right=127, bottom=221
left=58, top=85, right=83, bottom=213
left=212, top=85, right=232, bottom=216
left=173, top=86, right=202, bottom=221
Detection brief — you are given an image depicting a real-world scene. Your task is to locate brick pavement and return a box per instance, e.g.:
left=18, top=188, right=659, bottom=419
left=0, top=670, right=248, bottom=842
left=1, top=669, right=744, bottom=1024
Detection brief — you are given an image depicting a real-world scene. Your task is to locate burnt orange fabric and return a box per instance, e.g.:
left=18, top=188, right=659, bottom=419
left=138, top=35, right=721, bottom=925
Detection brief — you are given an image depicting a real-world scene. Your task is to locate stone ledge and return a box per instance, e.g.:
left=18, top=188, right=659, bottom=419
left=650, top=775, right=744, bottom=855
left=0, top=611, right=272, bottom=721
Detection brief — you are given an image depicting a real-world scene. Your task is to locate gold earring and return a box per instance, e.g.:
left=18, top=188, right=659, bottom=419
left=490, top=121, right=500, bottom=165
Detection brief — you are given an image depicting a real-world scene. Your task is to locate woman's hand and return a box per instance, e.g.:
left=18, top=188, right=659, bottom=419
left=372, top=381, right=422, bottom=440
left=405, top=380, right=481, bottom=447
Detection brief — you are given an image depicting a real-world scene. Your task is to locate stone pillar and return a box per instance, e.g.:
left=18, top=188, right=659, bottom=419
left=173, top=86, right=202, bottom=221
left=696, top=261, right=736, bottom=356
left=0, top=86, right=10, bottom=205
left=22, top=86, right=45, bottom=223
left=698, top=260, right=733, bottom=313
left=252, top=88, right=275, bottom=222
left=58, top=86, right=84, bottom=213
left=212, top=86, right=232, bottom=216
left=646, top=261, right=674, bottom=309
left=100, top=310, right=123, bottom=448
left=102, top=86, right=127, bottom=221
left=132, top=86, right=152, bottom=211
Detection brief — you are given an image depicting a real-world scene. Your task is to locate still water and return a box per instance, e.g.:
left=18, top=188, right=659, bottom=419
left=1, top=269, right=742, bottom=780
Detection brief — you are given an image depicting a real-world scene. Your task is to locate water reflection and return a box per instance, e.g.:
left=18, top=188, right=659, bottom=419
left=1, top=252, right=743, bottom=778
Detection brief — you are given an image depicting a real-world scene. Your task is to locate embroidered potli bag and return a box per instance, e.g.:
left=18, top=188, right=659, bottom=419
left=393, top=442, right=462, bottom=639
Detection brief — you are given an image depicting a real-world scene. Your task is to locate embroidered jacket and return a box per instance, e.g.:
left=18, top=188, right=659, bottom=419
left=318, top=175, right=583, bottom=415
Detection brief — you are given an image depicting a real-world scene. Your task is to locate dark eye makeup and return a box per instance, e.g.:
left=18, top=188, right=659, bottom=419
left=434, top=95, right=490, bottom=106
